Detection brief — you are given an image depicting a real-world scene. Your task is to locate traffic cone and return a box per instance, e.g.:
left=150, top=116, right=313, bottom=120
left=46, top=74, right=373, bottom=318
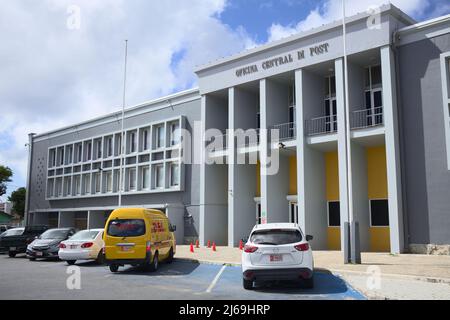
left=239, top=240, right=244, bottom=250
left=207, top=240, right=211, bottom=248
left=195, top=239, right=199, bottom=248
left=190, top=243, right=194, bottom=253
left=212, top=242, right=216, bottom=252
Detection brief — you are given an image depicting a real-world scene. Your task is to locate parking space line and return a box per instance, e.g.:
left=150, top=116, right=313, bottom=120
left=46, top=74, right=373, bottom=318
left=206, top=265, right=226, bottom=293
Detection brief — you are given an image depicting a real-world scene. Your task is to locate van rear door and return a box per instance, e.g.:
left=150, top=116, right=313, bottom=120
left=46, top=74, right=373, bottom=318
left=105, top=219, right=147, bottom=260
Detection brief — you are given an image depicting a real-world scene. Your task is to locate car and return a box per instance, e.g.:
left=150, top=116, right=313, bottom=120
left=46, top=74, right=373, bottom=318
left=0, top=225, right=12, bottom=234
left=1, top=225, right=49, bottom=257
left=58, top=229, right=105, bottom=265
left=241, top=223, right=314, bottom=290
left=0, top=227, right=25, bottom=254
left=104, top=208, right=176, bottom=273
left=26, top=228, right=77, bottom=261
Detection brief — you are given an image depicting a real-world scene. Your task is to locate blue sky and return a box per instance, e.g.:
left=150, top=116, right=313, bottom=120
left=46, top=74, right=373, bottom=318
left=0, top=0, right=449, bottom=202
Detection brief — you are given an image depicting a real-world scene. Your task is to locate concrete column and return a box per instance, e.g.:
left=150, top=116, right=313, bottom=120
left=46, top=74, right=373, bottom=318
left=58, top=211, right=75, bottom=228
left=260, top=79, right=290, bottom=224
left=381, top=45, right=405, bottom=254
left=335, top=58, right=352, bottom=252
left=166, top=205, right=185, bottom=243
left=296, top=69, right=328, bottom=249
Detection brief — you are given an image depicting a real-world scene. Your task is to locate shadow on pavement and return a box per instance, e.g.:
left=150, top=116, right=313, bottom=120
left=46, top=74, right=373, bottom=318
left=112, top=259, right=201, bottom=277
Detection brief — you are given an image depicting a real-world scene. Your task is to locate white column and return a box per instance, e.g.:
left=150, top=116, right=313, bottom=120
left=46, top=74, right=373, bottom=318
left=199, top=95, right=207, bottom=246
left=381, top=45, right=405, bottom=254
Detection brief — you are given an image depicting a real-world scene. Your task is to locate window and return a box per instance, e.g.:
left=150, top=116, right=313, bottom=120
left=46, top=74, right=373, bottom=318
left=50, top=149, right=56, bottom=167
left=370, top=200, right=389, bottom=227
left=142, top=130, right=149, bottom=151
left=67, top=146, right=73, bottom=164
left=170, top=163, right=180, bottom=187
left=256, top=203, right=261, bottom=225
left=290, top=202, right=299, bottom=224
left=106, top=137, right=113, bottom=157
left=84, top=174, right=91, bottom=194
left=56, top=178, right=63, bottom=197
left=94, top=172, right=101, bottom=194
left=328, top=202, right=341, bottom=227
left=154, top=164, right=164, bottom=189
left=324, top=76, right=337, bottom=133
left=64, top=177, right=71, bottom=196
left=128, top=168, right=137, bottom=191
left=107, top=219, right=146, bottom=238
left=365, top=65, right=383, bottom=126
left=250, top=229, right=302, bottom=245
left=156, top=125, right=165, bottom=149
left=129, top=132, right=137, bottom=153
left=170, top=122, right=180, bottom=146
left=47, top=179, right=54, bottom=197
left=74, top=175, right=81, bottom=195
left=77, top=144, right=82, bottom=163
left=58, top=148, right=64, bottom=166
left=85, top=142, right=92, bottom=161
left=142, top=167, right=150, bottom=190
left=96, top=140, right=102, bottom=159
left=105, top=171, right=113, bottom=193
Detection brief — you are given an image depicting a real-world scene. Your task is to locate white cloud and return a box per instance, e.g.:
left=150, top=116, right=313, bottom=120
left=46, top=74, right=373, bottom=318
left=0, top=0, right=257, bottom=198
left=268, top=0, right=431, bottom=42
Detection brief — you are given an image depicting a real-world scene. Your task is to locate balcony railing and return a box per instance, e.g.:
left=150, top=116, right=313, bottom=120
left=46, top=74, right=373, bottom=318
left=305, top=116, right=337, bottom=136
left=351, top=107, right=384, bottom=129
left=269, top=122, right=296, bottom=142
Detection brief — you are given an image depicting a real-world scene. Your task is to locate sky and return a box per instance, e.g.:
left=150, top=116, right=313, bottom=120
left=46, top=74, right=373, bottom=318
left=0, top=0, right=449, bottom=201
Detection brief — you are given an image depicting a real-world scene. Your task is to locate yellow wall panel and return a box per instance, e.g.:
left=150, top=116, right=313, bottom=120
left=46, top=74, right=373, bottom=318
left=289, top=156, right=297, bottom=195
left=367, top=147, right=388, bottom=199
left=370, top=227, right=391, bottom=252
left=325, top=152, right=339, bottom=201
left=327, top=227, right=341, bottom=250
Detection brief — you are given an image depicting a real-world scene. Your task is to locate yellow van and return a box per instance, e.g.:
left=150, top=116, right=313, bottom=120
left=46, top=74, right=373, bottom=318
left=104, top=208, right=176, bottom=273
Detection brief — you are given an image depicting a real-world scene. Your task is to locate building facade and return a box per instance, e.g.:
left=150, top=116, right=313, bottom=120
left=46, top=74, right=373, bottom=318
left=25, top=4, right=450, bottom=254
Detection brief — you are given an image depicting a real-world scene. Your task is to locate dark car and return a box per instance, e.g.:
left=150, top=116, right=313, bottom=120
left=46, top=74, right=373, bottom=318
left=0, top=225, right=13, bottom=234
left=0, top=225, right=49, bottom=257
left=27, top=228, right=77, bottom=261
left=0, top=228, right=25, bottom=254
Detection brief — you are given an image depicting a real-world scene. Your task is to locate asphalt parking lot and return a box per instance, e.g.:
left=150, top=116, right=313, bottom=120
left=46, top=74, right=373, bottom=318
left=0, top=253, right=365, bottom=300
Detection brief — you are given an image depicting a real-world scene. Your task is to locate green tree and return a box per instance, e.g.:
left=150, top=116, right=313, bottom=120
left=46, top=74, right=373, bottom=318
left=0, top=165, right=13, bottom=196
left=8, top=187, right=26, bottom=218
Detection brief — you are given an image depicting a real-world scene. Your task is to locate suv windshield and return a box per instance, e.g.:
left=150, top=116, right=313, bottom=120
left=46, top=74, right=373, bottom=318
left=250, top=229, right=302, bottom=245
left=70, top=230, right=100, bottom=240
left=2, top=228, right=24, bottom=237
left=107, top=219, right=145, bottom=238
left=40, top=229, right=69, bottom=240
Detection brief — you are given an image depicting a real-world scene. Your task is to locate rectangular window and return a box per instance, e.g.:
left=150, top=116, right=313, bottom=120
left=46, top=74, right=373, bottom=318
left=170, top=123, right=180, bottom=146
left=105, top=171, right=113, bottom=193
left=141, top=167, right=150, bottom=190
left=94, top=172, right=101, bottom=194
left=74, top=175, right=81, bottom=195
left=56, top=178, right=63, bottom=197
left=370, top=199, right=389, bottom=227
left=86, top=142, right=92, bottom=161
left=130, top=132, right=137, bottom=153
left=256, top=203, right=261, bottom=225
left=47, top=179, right=54, bottom=197
left=77, top=144, right=82, bottom=163
left=50, top=149, right=56, bottom=167
left=328, top=201, right=341, bottom=227
left=154, top=164, right=164, bottom=189
left=143, top=130, right=149, bottom=151
left=67, top=146, right=73, bottom=164
left=64, top=177, right=71, bottom=196
left=107, top=137, right=113, bottom=157
left=156, top=126, right=165, bottom=149
left=84, top=174, right=91, bottom=194
left=128, top=168, right=137, bottom=191
left=96, top=140, right=102, bottom=159
left=170, top=163, right=180, bottom=187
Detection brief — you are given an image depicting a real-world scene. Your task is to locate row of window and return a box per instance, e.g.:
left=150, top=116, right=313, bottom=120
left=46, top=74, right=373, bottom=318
left=47, top=162, right=181, bottom=199
left=327, top=199, right=389, bottom=227
left=48, top=119, right=181, bottom=168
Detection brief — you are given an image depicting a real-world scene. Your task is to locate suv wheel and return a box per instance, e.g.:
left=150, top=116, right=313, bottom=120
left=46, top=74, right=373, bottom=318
left=243, top=279, right=253, bottom=290
left=8, top=251, right=16, bottom=258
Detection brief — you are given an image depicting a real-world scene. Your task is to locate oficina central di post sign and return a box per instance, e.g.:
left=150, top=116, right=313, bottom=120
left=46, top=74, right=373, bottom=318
left=235, top=42, right=330, bottom=78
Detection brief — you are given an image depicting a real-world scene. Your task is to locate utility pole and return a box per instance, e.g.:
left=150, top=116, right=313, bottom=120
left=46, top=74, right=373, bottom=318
left=118, top=40, right=128, bottom=208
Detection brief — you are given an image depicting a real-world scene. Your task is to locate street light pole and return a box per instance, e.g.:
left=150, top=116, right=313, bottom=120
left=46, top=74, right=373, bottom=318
left=118, top=40, right=128, bottom=208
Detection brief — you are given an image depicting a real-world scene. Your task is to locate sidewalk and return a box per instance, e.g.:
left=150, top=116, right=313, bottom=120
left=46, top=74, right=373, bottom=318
left=176, top=245, right=450, bottom=299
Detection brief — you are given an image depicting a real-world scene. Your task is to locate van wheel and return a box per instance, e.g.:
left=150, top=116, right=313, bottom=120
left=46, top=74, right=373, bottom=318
left=29, top=258, right=36, bottom=261
left=167, top=248, right=174, bottom=264
left=109, top=264, right=119, bottom=273
left=149, top=252, right=159, bottom=272
left=243, top=279, right=253, bottom=290
left=67, top=260, right=76, bottom=265
left=96, top=251, right=105, bottom=265
left=8, top=251, right=16, bottom=258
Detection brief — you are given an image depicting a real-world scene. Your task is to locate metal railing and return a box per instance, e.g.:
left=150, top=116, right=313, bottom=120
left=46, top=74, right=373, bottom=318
left=269, top=122, right=296, bottom=142
left=351, top=107, right=384, bottom=129
left=305, top=115, right=338, bottom=136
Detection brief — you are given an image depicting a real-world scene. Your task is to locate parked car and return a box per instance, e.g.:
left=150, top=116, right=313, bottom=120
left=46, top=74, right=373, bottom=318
left=27, top=228, right=77, bottom=261
left=59, top=229, right=105, bottom=265
left=0, top=227, right=25, bottom=254
left=0, top=225, right=13, bottom=234
left=1, top=225, right=49, bottom=257
left=241, top=223, right=314, bottom=290
left=104, top=208, right=176, bottom=273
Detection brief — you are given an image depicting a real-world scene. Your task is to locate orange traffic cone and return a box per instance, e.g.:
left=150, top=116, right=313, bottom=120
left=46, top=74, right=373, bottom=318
left=212, top=242, right=216, bottom=252
left=190, top=243, right=194, bottom=253
left=195, top=239, right=199, bottom=248
left=239, top=240, right=244, bottom=250
left=207, top=240, right=211, bottom=248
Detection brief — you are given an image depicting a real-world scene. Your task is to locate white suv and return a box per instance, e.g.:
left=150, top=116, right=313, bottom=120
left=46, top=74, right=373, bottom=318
left=242, top=223, right=314, bottom=290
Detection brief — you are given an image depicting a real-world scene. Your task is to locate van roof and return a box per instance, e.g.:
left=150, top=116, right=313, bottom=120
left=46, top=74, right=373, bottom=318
left=110, top=208, right=166, bottom=219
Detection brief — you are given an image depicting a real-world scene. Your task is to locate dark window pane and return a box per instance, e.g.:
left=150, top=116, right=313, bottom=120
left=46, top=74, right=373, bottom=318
left=365, top=68, right=371, bottom=88
left=328, top=202, right=341, bottom=227
left=372, top=65, right=382, bottom=86
left=250, top=229, right=302, bottom=245
left=371, top=200, right=389, bottom=227
left=365, top=91, right=371, bottom=109
left=374, top=91, right=382, bottom=107
left=330, top=76, right=336, bottom=96
left=325, top=77, right=330, bottom=96
left=107, top=219, right=146, bottom=237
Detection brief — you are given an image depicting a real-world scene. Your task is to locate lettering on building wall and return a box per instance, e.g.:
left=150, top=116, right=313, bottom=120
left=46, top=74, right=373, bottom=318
left=235, top=42, right=330, bottom=78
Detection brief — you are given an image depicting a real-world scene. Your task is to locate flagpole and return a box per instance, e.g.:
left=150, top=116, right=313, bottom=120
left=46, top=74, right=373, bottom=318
left=118, top=40, right=128, bottom=207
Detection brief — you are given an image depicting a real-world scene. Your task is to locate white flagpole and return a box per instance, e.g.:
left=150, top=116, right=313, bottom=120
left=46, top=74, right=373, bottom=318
left=118, top=40, right=128, bottom=207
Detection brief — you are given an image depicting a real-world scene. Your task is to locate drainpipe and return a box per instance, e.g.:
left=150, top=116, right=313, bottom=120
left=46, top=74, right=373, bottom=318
left=24, top=133, right=36, bottom=226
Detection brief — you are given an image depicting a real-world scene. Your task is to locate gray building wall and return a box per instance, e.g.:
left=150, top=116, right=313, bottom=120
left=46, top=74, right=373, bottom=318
left=398, top=33, right=450, bottom=245
left=29, top=97, right=202, bottom=241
